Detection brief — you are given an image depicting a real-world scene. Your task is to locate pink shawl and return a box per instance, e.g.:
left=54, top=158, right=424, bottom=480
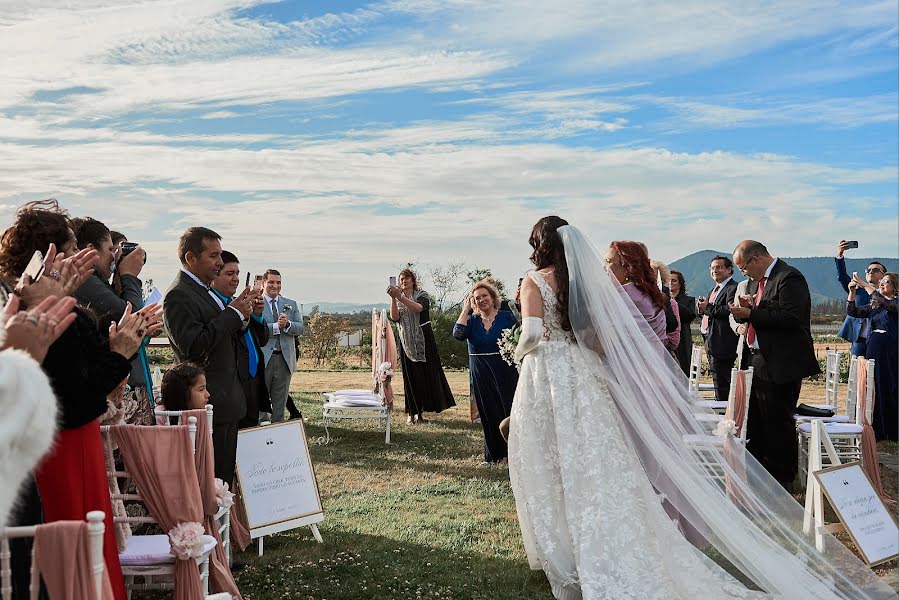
left=33, top=521, right=116, bottom=600
left=111, top=425, right=205, bottom=600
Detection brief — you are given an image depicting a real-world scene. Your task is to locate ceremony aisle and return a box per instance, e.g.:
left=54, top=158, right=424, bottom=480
left=136, top=373, right=897, bottom=599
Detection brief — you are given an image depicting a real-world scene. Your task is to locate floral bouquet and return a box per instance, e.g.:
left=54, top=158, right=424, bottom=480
left=498, top=324, right=522, bottom=370
left=713, top=418, right=737, bottom=439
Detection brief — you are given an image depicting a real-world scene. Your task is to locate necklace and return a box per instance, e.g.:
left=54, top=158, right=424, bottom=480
left=481, top=311, right=497, bottom=330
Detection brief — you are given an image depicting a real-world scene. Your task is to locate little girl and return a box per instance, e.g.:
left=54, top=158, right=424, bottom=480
left=155, top=362, right=210, bottom=424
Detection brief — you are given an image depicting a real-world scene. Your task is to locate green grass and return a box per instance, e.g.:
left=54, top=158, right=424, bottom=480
left=226, top=393, right=552, bottom=600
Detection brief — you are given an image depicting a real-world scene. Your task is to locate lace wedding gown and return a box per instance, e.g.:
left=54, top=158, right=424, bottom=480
left=508, top=271, right=762, bottom=600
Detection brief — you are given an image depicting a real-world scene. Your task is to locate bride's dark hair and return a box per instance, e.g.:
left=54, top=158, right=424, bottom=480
left=529, top=216, right=571, bottom=331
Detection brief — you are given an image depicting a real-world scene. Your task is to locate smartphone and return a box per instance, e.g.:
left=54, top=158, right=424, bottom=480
left=389, top=276, right=397, bottom=287
left=244, top=272, right=251, bottom=288
left=845, top=241, right=859, bottom=249
left=253, top=275, right=264, bottom=291
left=22, top=250, right=45, bottom=282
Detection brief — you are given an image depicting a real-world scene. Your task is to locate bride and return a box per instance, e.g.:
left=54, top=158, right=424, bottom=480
left=507, top=216, right=892, bottom=600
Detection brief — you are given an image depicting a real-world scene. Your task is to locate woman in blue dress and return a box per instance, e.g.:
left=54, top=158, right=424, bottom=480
left=848, top=271, right=898, bottom=441
left=453, top=280, right=519, bottom=464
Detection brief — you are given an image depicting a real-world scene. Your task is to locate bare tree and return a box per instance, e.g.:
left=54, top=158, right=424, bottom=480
left=427, top=261, right=467, bottom=313
left=302, top=306, right=349, bottom=367
left=466, top=267, right=508, bottom=299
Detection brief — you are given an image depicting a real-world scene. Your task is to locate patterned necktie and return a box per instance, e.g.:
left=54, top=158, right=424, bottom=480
left=746, top=277, right=767, bottom=347
left=700, top=284, right=720, bottom=334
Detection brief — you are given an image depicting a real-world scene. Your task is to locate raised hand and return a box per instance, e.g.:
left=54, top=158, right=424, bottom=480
left=136, top=303, right=164, bottom=338
left=231, top=287, right=253, bottom=319
left=837, top=240, right=853, bottom=258
left=16, top=244, right=98, bottom=307
left=109, top=302, right=144, bottom=358
left=1, top=294, right=78, bottom=363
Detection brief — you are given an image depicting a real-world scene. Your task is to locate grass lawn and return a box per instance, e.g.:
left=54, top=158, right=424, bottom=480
left=135, top=370, right=897, bottom=599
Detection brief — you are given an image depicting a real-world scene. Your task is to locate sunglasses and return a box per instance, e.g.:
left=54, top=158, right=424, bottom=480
left=866, top=268, right=884, bottom=274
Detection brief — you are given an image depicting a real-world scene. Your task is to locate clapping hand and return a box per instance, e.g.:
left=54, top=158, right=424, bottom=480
left=109, top=303, right=146, bottom=358
left=728, top=303, right=751, bottom=319
left=16, top=244, right=97, bottom=307
left=136, top=303, right=164, bottom=338
left=1, top=294, right=78, bottom=363
left=737, top=294, right=754, bottom=309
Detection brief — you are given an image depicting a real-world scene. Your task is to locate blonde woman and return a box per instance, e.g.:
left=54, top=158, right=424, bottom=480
left=453, top=280, right=519, bottom=464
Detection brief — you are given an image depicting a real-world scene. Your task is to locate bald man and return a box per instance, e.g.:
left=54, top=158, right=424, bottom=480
left=729, top=240, right=819, bottom=491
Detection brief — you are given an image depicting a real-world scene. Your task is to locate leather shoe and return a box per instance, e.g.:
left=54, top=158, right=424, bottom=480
left=230, top=560, right=248, bottom=572
left=288, top=413, right=302, bottom=421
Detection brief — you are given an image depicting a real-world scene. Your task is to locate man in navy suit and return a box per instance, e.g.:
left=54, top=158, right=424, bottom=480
left=698, top=256, right=739, bottom=403
left=731, top=241, right=820, bottom=491
left=835, top=240, right=886, bottom=357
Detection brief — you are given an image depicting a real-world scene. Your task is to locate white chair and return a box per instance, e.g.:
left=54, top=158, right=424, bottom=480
left=795, top=351, right=854, bottom=425
left=685, top=368, right=754, bottom=486
left=794, top=351, right=842, bottom=423
left=321, top=390, right=391, bottom=444
left=688, top=346, right=726, bottom=413
left=693, top=367, right=755, bottom=432
left=0, top=511, right=106, bottom=599
left=797, top=358, right=874, bottom=485
left=101, top=417, right=217, bottom=599
left=155, top=406, right=232, bottom=564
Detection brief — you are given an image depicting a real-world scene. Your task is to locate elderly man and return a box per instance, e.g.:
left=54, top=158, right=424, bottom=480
left=729, top=241, right=820, bottom=491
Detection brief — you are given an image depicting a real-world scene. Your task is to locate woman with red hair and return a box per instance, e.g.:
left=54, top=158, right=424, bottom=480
left=604, top=240, right=668, bottom=344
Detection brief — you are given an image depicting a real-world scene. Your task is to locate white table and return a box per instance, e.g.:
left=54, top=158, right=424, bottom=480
left=321, top=398, right=391, bottom=444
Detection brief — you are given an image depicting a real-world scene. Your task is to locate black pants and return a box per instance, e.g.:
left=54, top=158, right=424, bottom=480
left=708, top=352, right=737, bottom=403
left=212, top=419, right=240, bottom=486
left=746, top=352, right=803, bottom=488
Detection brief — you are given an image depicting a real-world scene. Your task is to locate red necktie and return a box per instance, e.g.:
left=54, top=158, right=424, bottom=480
left=700, top=284, right=720, bottom=334
left=746, top=277, right=767, bottom=347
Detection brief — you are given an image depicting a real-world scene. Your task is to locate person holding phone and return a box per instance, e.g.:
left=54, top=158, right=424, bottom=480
left=835, top=239, right=886, bottom=357
left=387, top=268, right=455, bottom=424
left=259, top=269, right=304, bottom=422
left=848, top=271, right=898, bottom=441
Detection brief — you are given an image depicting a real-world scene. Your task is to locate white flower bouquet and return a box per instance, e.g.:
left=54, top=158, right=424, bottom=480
left=713, top=418, right=737, bottom=439
left=498, top=324, right=522, bottom=371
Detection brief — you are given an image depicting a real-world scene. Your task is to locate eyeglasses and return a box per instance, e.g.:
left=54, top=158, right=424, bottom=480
left=735, top=256, right=756, bottom=274
left=866, top=268, right=884, bottom=274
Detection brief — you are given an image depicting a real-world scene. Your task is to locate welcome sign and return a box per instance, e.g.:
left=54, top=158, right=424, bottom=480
left=235, top=420, right=324, bottom=538
left=814, top=462, right=899, bottom=566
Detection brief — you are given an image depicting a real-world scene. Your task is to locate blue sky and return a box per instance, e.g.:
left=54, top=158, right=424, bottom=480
left=0, top=0, right=896, bottom=303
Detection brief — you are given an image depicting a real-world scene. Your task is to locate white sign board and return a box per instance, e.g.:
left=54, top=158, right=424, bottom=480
left=814, top=462, right=899, bottom=566
left=235, top=420, right=324, bottom=537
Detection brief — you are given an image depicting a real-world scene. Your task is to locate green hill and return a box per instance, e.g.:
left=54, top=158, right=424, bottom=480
left=669, top=251, right=898, bottom=304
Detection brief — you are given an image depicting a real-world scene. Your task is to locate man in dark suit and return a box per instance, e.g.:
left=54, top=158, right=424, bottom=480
left=698, top=256, right=739, bottom=403
left=730, top=240, right=820, bottom=491
left=835, top=240, right=885, bottom=357
left=163, top=227, right=252, bottom=485
left=211, top=250, right=272, bottom=429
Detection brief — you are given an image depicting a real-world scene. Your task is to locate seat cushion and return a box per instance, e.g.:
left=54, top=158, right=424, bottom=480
left=796, top=422, right=863, bottom=435
left=794, top=414, right=851, bottom=424
left=120, top=534, right=217, bottom=566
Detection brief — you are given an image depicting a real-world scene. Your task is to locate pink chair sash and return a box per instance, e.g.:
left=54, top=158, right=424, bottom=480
left=111, top=425, right=205, bottom=600
left=856, top=359, right=891, bottom=503
left=181, top=409, right=243, bottom=599
left=725, top=370, right=748, bottom=501
left=372, top=312, right=398, bottom=408
left=229, top=481, right=252, bottom=552
left=732, top=371, right=747, bottom=435
left=33, top=521, right=116, bottom=600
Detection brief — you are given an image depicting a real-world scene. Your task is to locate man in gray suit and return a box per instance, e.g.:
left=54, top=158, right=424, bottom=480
left=260, top=269, right=304, bottom=422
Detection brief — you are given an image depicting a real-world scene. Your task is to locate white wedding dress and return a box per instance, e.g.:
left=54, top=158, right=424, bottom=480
left=508, top=271, right=761, bottom=600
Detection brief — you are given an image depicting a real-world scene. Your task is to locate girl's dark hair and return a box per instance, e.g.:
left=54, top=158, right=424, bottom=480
left=529, top=216, right=571, bottom=331
left=71, top=217, right=111, bottom=250
left=611, top=240, right=667, bottom=310
left=670, top=270, right=687, bottom=295
left=0, top=199, right=72, bottom=282
left=161, top=362, right=205, bottom=412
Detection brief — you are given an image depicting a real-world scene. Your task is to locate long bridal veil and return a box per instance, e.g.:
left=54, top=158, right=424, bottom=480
left=558, top=225, right=893, bottom=599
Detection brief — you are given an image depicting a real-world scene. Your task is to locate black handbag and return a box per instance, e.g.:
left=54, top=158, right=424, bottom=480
left=795, top=403, right=835, bottom=418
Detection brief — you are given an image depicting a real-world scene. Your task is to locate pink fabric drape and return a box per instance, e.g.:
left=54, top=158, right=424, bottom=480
left=856, top=359, right=891, bottom=503
left=33, top=521, right=116, bottom=600
left=724, top=370, right=748, bottom=502
left=373, top=311, right=398, bottom=408
left=230, top=481, right=252, bottom=552
left=182, top=409, right=243, bottom=600
left=111, top=425, right=205, bottom=600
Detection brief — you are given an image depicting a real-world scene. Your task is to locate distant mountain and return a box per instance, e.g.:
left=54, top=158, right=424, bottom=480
left=670, top=251, right=898, bottom=304
left=305, top=302, right=390, bottom=314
